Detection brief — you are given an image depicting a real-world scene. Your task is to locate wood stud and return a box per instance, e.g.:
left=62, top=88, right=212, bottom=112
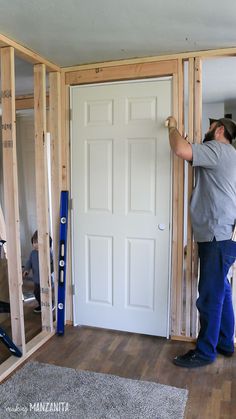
left=60, top=72, right=73, bottom=323
left=185, top=57, right=195, bottom=337
left=34, top=64, right=53, bottom=332
left=1, top=47, right=26, bottom=352
left=49, top=71, right=62, bottom=322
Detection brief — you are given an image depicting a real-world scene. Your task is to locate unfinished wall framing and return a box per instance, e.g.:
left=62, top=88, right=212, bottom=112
left=63, top=50, right=236, bottom=341
left=1, top=47, right=26, bottom=352
left=0, top=29, right=236, bottom=381
left=63, top=57, right=191, bottom=338
left=0, top=34, right=61, bottom=381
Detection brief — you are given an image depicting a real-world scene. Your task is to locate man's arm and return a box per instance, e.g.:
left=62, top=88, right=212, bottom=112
left=166, top=116, right=193, bottom=161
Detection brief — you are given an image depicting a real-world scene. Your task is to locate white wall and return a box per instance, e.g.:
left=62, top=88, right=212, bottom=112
left=225, top=103, right=236, bottom=121
left=202, top=102, right=224, bottom=137
left=184, top=101, right=224, bottom=140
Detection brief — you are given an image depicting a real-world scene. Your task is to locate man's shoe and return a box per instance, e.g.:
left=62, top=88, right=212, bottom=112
left=33, top=306, right=41, bottom=313
left=216, top=346, right=234, bottom=357
left=173, top=350, right=214, bottom=368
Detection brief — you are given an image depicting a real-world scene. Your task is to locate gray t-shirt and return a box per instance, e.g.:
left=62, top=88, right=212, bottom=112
left=190, top=140, right=236, bottom=242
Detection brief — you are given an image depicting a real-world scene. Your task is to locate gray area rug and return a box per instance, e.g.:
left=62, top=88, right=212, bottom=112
left=0, top=362, right=188, bottom=418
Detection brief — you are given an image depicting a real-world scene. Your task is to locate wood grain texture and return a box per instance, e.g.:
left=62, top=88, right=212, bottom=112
left=34, top=64, right=53, bottom=332
left=65, top=60, right=178, bottom=85
left=1, top=47, right=25, bottom=351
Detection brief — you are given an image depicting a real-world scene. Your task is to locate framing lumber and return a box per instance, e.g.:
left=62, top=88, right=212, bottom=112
left=185, top=58, right=195, bottom=337
left=170, top=60, right=185, bottom=337
left=1, top=47, right=26, bottom=352
left=0, top=32, right=60, bottom=72
left=0, top=330, right=54, bottom=383
left=61, top=72, right=73, bottom=323
left=63, top=59, right=180, bottom=331
left=194, top=58, right=202, bottom=144
left=191, top=57, right=203, bottom=337
left=176, top=59, right=185, bottom=336
left=14, top=94, right=50, bottom=111
left=65, top=60, right=178, bottom=85
left=185, top=58, right=194, bottom=337
left=170, top=72, right=179, bottom=335
left=49, top=71, right=62, bottom=318
left=34, top=64, right=53, bottom=332
left=63, top=46, right=236, bottom=74
left=171, top=335, right=196, bottom=342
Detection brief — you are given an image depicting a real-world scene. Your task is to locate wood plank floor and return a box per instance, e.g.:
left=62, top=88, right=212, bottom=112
left=17, top=325, right=235, bottom=419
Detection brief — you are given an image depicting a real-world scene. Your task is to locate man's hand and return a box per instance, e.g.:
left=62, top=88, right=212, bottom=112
left=23, top=270, right=29, bottom=278
left=166, top=116, right=193, bottom=161
left=165, top=116, right=177, bottom=130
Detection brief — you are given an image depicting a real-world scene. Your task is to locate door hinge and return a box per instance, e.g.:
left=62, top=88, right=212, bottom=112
left=69, top=198, right=73, bottom=210
left=72, top=284, right=75, bottom=295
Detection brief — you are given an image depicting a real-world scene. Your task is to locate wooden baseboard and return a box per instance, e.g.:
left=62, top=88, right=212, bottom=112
left=171, top=335, right=196, bottom=342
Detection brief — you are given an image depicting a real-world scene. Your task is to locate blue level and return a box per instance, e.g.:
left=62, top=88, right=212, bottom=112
left=56, top=191, right=69, bottom=335
left=0, top=327, right=22, bottom=357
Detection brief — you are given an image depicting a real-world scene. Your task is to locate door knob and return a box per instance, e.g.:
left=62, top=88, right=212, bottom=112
left=158, top=223, right=166, bottom=231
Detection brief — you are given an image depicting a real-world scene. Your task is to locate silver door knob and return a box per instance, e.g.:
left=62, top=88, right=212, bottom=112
left=158, top=223, right=166, bottom=231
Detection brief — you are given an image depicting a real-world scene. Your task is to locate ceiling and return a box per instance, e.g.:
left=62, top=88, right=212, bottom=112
left=0, top=0, right=236, bottom=102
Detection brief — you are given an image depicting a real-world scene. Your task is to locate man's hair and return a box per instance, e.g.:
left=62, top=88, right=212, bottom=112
left=209, top=117, right=236, bottom=144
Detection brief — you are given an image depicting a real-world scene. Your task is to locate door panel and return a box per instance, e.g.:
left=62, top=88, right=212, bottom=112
left=71, top=79, right=172, bottom=336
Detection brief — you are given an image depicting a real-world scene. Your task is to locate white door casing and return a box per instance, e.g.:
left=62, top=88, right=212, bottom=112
left=71, top=79, right=172, bottom=337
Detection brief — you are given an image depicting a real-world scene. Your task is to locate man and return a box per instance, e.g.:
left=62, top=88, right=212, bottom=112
left=166, top=116, right=236, bottom=368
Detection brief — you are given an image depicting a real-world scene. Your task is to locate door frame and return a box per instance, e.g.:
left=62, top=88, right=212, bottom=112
left=68, top=59, right=182, bottom=337
left=70, top=78, right=173, bottom=336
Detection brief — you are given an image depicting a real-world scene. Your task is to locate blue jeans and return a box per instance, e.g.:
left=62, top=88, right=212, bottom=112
left=196, top=239, right=236, bottom=361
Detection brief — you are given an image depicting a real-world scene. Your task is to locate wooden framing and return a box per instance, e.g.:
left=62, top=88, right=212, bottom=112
left=194, top=58, right=202, bottom=144
left=12, top=94, right=50, bottom=111
left=60, top=72, right=73, bottom=322
left=1, top=47, right=26, bottom=352
left=63, top=46, right=236, bottom=74
left=65, top=60, right=178, bottom=85
left=49, top=71, right=62, bottom=317
left=185, top=57, right=195, bottom=337
left=62, top=59, right=184, bottom=332
left=62, top=52, right=236, bottom=341
left=34, top=63, right=53, bottom=332
left=1, top=31, right=236, bottom=380
left=0, top=32, right=59, bottom=71
left=170, top=62, right=185, bottom=336
left=183, top=57, right=203, bottom=339
left=0, top=34, right=61, bottom=379
left=0, top=330, right=54, bottom=383
left=63, top=60, right=180, bottom=325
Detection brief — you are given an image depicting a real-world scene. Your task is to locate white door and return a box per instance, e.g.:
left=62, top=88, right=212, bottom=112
left=71, top=79, right=172, bottom=337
